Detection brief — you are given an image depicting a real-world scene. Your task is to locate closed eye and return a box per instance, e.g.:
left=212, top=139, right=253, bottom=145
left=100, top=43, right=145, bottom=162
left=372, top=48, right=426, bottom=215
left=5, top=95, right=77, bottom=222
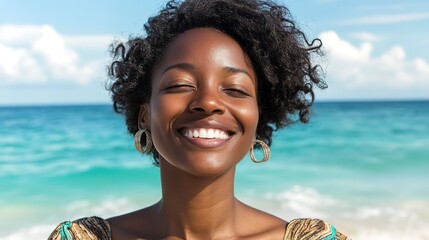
left=162, top=84, right=196, bottom=93
left=223, top=87, right=252, bottom=97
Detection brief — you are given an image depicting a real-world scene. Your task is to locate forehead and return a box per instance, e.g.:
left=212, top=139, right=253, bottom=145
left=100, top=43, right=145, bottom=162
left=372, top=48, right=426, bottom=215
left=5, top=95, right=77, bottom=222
left=155, top=28, right=254, bottom=72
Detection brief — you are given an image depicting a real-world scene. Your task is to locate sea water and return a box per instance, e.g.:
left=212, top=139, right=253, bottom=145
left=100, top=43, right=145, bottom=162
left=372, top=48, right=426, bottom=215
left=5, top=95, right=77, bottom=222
left=0, top=101, right=428, bottom=239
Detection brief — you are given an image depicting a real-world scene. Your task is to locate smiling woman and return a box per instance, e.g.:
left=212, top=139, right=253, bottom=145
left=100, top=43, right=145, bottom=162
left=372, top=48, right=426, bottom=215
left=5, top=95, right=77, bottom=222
left=48, top=0, right=348, bottom=239
left=147, top=29, right=259, bottom=177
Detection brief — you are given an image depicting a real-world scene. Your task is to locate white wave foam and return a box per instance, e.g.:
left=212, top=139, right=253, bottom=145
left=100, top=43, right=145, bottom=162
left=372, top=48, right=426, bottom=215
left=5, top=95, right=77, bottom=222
left=65, top=197, right=137, bottom=218
left=264, top=185, right=336, bottom=218
left=0, top=225, right=53, bottom=240
left=0, top=197, right=142, bottom=240
left=3, top=187, right=429, bottom=240
left=260, top=186, right=429, bottom=239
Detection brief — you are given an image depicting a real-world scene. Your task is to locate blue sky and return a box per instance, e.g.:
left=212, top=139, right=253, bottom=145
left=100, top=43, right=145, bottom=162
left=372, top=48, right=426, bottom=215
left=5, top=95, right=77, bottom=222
left=1, top=0, right=428, bottom=105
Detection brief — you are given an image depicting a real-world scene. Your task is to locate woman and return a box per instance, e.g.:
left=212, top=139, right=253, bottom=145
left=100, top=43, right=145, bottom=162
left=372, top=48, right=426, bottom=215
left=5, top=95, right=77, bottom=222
left=49, top=0, right=349, bottom=239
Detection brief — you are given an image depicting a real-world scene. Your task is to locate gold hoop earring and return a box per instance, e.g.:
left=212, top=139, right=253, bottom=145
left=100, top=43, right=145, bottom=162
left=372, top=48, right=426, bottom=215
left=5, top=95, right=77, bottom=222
left=250, top=139, right=270, bottom=163
left=134, top=128, right=153, bottom=153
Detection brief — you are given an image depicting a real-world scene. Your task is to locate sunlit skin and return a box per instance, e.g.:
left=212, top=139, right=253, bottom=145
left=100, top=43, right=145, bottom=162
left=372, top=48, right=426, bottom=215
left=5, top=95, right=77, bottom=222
left=107, top=29, right=286, bottom=240
left=150, top=28, right=258, bottom=177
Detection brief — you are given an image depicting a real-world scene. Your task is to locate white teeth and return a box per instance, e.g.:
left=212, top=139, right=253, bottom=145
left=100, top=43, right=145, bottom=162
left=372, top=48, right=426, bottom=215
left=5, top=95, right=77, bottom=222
left=207, top=129, right=214, bottom=138
left=199, top=129, right=207, bottom=138
left=184, top=128, right=229, bottom=139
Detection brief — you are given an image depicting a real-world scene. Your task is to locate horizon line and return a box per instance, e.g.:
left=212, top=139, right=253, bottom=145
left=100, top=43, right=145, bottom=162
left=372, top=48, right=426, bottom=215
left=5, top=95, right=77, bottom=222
left=0, top=98, right=428, bottom=108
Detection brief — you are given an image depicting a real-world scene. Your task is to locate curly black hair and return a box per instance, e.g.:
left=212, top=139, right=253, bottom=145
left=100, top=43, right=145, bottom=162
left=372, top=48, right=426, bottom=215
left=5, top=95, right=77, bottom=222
left=108, top=0, right=326, bottom=164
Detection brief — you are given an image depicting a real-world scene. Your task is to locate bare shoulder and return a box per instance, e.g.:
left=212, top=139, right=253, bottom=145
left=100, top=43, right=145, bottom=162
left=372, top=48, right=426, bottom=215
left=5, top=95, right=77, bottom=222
left=236, top=201, right=287, bottom=239
left=106, top=205, right=159, bottom=240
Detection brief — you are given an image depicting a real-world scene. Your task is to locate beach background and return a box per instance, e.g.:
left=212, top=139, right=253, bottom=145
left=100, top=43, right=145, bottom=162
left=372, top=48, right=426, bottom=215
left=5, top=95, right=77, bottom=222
left=1, top=0, right=429, bottom=239
left=1, top=101, right=429, bottom=239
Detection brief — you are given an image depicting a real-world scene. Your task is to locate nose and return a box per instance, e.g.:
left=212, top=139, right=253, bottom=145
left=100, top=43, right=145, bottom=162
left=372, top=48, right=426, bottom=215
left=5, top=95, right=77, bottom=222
left=188, top=87, right=226, bottom=115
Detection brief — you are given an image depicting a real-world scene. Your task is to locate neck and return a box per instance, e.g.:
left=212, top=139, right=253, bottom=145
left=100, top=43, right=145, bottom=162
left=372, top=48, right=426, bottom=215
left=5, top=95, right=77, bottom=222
left=156, top=158, right=238, bottom=239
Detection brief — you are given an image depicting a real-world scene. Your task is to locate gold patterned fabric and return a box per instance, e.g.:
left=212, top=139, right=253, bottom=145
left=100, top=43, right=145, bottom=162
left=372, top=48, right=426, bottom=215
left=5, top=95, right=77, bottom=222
left=48, top=216, right=349, bottom=240
left=283, top=218, right=350, bottom=240
left=48, top=216, right=111, bottom=240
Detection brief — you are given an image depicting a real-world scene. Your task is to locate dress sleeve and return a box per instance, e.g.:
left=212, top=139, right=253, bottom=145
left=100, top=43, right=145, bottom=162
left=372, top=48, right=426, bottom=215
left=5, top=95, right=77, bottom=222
left=284, top=218, right=350, bottom=240
left=47, top=216, right=111, bottom=240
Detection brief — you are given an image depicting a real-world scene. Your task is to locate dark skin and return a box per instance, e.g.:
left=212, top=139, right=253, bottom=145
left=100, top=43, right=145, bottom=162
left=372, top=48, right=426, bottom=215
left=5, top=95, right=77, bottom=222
left=108, top=28, right=287, bottom=240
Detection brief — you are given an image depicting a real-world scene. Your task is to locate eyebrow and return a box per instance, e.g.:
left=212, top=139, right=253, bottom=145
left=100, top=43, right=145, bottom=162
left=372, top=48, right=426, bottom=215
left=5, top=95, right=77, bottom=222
left=222, top=66, right=253, bottom=80
left=162, top=63, right=195, bottom=74
left=161, top=63, right=253, bottom=80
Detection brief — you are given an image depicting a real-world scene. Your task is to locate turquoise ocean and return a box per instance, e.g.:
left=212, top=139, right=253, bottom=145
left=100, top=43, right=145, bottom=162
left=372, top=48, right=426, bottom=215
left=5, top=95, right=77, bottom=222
left=1, top=101, right=428, bottom=239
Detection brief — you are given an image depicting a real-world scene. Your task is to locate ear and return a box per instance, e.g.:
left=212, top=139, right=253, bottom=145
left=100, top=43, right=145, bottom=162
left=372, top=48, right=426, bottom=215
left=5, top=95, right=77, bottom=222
left=137, top=104, right=151, bottom=130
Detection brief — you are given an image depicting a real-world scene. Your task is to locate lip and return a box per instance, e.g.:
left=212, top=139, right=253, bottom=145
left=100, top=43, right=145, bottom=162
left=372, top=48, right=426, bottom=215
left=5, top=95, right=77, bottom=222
left=176, top=120, right=236, bottom=148
left=180, top=136, right=231, bottom=148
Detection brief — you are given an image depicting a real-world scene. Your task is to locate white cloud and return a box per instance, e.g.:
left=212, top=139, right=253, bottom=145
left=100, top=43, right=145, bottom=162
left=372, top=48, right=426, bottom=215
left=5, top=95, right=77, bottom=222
left=0, top=24, right=107, bottom=85
left=64, top=35, right=115, bottom=50
left=0, top=24, right=44, bottom=44
left=319, top=31, right=429, bottom=99
left=0, top=44, right=45, bottom=82
left=349, top=32, right=381, bottom=42
left=341, top=12, right=429, bottom=25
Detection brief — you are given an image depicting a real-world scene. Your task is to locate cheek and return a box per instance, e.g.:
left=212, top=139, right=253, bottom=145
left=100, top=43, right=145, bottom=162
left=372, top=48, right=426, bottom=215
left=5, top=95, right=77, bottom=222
left=150, top=95, right=184, bottom=125
left=149, top=95, right=182, bottom=146
left=234, top=100, right=259, bottom=134
left=227, top=100, right=259, bottom=161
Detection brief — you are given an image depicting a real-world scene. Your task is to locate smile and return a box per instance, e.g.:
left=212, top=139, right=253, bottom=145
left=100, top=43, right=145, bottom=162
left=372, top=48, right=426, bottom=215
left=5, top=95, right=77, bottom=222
left=181, top=128, right=230, bottom=139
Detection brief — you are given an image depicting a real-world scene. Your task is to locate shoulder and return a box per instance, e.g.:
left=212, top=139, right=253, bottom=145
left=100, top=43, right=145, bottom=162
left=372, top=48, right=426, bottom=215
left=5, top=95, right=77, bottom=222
left=48, top=216, right=111, bottom=240
left=284, top=218, right=350, bottom=240
left=235, top=203, right=287, bottom=239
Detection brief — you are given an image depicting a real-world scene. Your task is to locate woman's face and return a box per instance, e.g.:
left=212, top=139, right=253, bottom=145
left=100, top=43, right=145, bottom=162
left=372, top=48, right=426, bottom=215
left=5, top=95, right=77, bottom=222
left=147, top=28, right=258, bottom=177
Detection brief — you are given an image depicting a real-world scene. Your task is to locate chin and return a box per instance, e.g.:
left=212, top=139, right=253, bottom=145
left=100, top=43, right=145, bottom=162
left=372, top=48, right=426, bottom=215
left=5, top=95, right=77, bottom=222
left=163, top=153, right=240, bottom=178
left=187, top=163, right=236, bottom=178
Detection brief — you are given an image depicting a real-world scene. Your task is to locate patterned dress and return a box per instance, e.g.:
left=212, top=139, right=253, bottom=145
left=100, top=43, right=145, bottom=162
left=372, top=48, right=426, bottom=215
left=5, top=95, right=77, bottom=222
left=48, top=216, right=350, bottom=240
